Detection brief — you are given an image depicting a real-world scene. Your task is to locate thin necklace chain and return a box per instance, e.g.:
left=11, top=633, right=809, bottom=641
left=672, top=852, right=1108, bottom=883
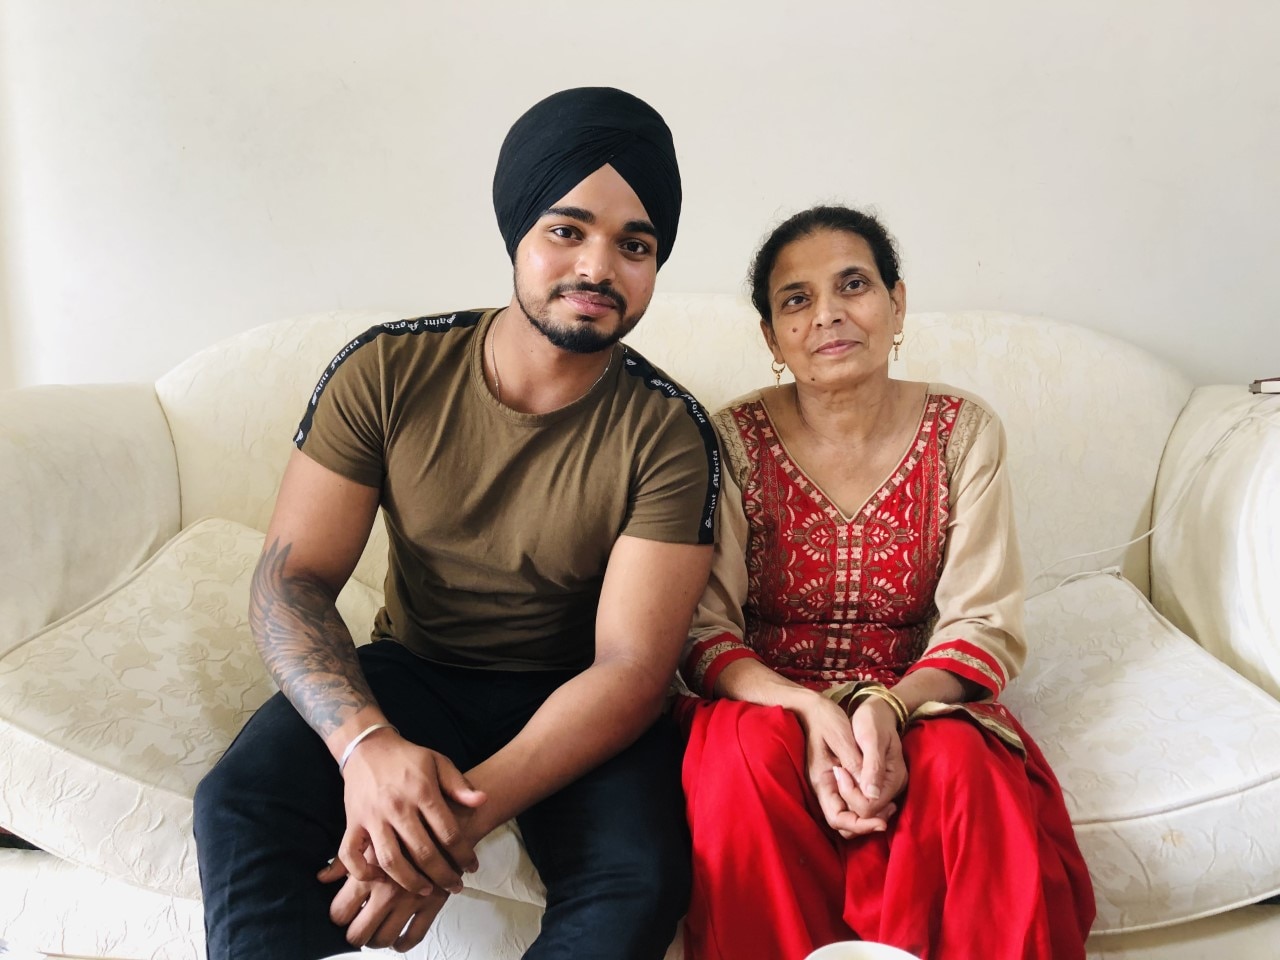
left=489, top=310, right=613, bottom=406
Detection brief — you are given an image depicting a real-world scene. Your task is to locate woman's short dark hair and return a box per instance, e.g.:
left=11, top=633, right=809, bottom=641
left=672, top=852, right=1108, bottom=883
left=748, top=205, right=902, bottom=323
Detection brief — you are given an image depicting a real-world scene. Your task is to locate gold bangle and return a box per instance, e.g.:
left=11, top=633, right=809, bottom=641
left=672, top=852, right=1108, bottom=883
left=849, top=684, right=909, bottom=732
left=882, top=687, right=910, bottom=729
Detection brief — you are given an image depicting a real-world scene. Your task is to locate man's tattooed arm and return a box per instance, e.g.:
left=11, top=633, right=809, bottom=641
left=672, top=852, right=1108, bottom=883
left=249, top=536, right=375, bottom=738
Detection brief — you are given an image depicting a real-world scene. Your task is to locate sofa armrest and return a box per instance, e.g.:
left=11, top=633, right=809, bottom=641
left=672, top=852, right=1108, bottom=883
left=0, top=384, right=181, bottom=652
left=1151, top=385, right=1280, bottom=699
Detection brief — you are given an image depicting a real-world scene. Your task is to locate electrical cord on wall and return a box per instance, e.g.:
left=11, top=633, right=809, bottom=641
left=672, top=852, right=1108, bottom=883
left=1028, top=407, right=1280, bottom=594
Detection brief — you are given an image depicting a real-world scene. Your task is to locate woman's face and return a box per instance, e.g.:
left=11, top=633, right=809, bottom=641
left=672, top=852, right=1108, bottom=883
left=762, top=228, right=905, bottom=389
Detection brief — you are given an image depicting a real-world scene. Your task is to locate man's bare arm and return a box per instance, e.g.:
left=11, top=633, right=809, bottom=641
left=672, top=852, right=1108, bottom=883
left=251, top=450, right=484, bottom=897
left=250, top=536, right=376, bottom=737
left=464, top=533, right=713, bottom=835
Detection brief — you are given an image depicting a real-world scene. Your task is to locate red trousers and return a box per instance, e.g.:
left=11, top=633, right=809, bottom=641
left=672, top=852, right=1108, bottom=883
left=676, top=698, right=1095, bottom=960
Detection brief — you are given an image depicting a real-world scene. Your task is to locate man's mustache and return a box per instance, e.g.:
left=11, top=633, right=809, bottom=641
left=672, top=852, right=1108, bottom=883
left=552, top=282, right=626, bottom=315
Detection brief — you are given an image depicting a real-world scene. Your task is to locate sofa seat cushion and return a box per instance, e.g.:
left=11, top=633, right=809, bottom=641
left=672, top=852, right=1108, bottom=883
left=1006, top=573, right=1280, bottom=934
left=0, top=847, right=201, bottom=959
left=7, top=518, right=1279, bottom=931
left=0, top=517, right=380, bottom=898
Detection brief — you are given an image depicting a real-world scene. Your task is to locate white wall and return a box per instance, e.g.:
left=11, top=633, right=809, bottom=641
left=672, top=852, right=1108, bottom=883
left=0, top=61, right=14, bottom=395
left=1, top=0, right=1277, bottom=388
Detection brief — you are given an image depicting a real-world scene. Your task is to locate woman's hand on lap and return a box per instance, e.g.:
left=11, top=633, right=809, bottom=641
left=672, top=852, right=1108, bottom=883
left=849, top=698, right=908, bottom=811
left=793, top=695, right=892, bottom=837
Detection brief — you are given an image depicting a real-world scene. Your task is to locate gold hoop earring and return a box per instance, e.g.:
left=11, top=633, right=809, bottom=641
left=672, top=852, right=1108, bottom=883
left=892, top=332, right=904, bottom=361
left=770, top=360, right=786, bottom=387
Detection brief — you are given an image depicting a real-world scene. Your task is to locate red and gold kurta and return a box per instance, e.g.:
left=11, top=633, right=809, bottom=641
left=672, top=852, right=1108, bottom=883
left=683, top=385, right=1026, bottom=745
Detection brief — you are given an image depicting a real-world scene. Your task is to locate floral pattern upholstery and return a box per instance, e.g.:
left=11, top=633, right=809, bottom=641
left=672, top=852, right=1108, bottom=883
left=1008, top=573, right=1280, bottom=932
left=0, top=519, right=378, bottom=899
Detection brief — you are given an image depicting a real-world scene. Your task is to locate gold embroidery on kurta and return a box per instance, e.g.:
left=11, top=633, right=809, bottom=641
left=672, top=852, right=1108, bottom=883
left=923, top=647, right=1008, bottom=689
left=694, top=639, right=753, bottom=686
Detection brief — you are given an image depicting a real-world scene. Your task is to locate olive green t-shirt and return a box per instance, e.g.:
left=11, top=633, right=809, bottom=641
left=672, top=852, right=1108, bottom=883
left=295, top=308, right=720, bottom=671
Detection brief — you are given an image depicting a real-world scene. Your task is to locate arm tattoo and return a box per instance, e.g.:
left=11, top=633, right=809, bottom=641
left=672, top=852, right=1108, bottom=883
left=249, top=537, right=376, bottom=737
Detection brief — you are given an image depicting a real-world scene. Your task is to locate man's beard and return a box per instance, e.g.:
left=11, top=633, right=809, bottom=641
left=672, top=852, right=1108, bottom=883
left=515, top=278, right=644, bottom=355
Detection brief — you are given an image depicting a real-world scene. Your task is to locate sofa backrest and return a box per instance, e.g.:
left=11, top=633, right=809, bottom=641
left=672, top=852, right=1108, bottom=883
left=155, top=310, right=400, bottom=594
left=626, top=300, right=1193, bottom=596
left=891, top=310, right=1190, bottom=594
left=155, top=296, right=1192, bottom=600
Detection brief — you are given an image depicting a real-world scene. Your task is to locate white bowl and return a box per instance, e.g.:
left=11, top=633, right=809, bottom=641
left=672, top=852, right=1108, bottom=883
left=805, top=942, right=920, bottom=960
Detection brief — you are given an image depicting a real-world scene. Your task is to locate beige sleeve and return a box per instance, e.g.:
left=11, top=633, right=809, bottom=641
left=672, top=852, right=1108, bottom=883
left=908, top=400, right=1027, bottom=694
left=679, top=413, right=764, bottom=695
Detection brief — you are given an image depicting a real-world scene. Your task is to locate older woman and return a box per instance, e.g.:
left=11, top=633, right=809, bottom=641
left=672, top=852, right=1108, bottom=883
left=676, top=206, right=1095, bottom=959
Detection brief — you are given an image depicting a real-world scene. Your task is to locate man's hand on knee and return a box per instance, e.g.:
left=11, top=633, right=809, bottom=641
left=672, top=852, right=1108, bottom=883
left=337, top=731, right=486, bottom=895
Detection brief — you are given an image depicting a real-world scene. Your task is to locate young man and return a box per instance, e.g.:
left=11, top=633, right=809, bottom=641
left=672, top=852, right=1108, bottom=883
left=194, top=87, right=720, bottom=960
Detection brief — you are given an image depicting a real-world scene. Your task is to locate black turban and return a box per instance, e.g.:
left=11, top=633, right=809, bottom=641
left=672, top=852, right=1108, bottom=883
left=493, top=87, right=682, bottom=269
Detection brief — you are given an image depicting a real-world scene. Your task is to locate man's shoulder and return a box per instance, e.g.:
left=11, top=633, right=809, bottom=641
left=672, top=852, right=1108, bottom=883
left=616, top=345, right=714, bottom=429
left=297, top=309, right=494, bottom=441
left=343, top=309, right=490, bottom=361
left=311, top=308, right=493, bottom=386
left=384, top=309, right=490, bottom=337
left=607, top=345, right=721, bottom=546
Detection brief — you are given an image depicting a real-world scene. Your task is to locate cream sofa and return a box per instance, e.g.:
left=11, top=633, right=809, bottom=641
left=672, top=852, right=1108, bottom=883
left=2, top=296, right=1279, bottom=959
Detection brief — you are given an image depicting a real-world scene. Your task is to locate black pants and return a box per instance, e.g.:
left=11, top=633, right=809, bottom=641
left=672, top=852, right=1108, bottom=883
left=194, top=640, right=691, bottom=960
